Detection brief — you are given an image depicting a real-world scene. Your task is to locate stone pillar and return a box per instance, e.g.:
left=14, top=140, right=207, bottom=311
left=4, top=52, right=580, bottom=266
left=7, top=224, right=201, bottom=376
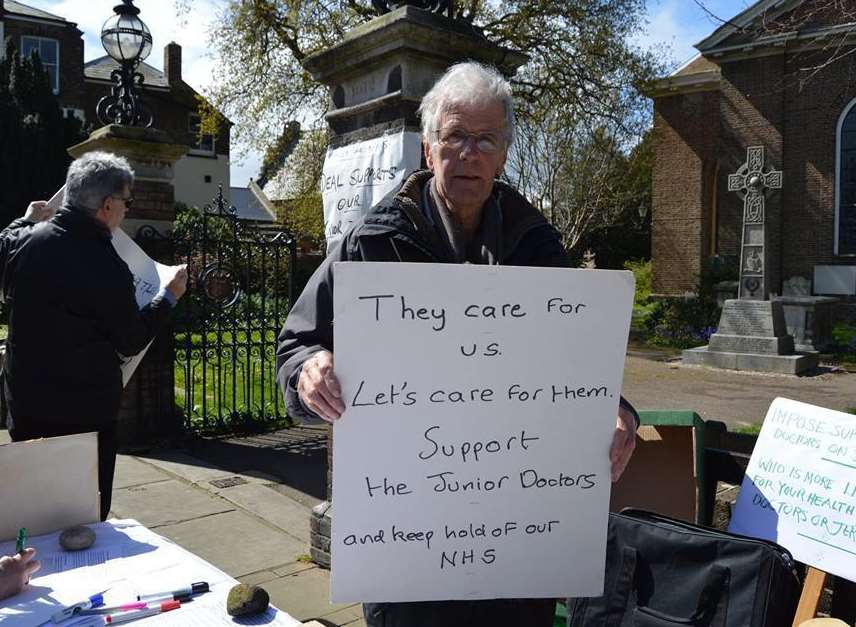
left=301, top=5, right=527, bottom=568
left=68, top=124, right=188, bottom=446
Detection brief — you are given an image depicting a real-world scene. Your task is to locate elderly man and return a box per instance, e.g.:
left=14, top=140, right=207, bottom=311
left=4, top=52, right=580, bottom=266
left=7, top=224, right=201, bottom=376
left=277, top=62, right=638, bottom=627
left=0, top=151, right=188, bottom=521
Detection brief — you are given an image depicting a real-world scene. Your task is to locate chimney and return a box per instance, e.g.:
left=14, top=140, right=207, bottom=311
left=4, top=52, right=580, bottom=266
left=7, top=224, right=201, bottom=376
left=164, top=42, right=181, bottom=85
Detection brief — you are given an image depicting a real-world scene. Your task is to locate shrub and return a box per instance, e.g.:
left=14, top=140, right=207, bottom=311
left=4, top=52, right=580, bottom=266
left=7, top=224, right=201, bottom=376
left=624, top=259, right=656, bottom=331
left=831, top=323, right=856, bottom=352
left=642, top=257, right=736, bottom=348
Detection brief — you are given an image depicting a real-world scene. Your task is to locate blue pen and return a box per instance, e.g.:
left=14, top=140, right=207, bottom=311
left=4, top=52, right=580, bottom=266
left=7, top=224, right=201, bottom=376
left=52, top=593, right=105, bottom=623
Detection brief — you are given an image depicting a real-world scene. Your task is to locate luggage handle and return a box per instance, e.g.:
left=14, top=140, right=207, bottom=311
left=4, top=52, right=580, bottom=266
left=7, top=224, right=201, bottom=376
left=613, top=547, right=731, bottom=626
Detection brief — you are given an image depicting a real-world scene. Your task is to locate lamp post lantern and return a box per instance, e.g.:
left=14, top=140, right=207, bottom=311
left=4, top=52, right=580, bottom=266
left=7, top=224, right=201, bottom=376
left=96, top=0, right=154, bottom=127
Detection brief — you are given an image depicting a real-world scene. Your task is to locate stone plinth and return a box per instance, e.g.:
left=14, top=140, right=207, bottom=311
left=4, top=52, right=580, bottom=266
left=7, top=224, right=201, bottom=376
left=68, top=125, right=187, bottom=446
left=69, top=125, right=188, bottom=231
left=682, top=299, right=818, bottom=374
left=772, top=295, right=838, bottom=353
left=302, top=5, right=527, bottom=144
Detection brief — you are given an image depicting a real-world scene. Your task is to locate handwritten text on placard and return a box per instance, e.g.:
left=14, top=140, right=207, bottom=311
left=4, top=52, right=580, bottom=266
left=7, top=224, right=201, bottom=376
left=730, top=397, right=856, bottom=582
left=330, top=262, right=635, bottom=603
left=320, top=132, right=421, bottom=252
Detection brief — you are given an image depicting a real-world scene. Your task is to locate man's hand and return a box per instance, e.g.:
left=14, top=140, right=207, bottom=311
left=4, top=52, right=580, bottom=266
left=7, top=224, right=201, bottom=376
left=166, top=265, right=188, bottom=300
left=0, top=549, right=40, bottom=601
left=610, top=405, right=638, bottom=482
left=23, top=201, right=53, bottom=223
left=298, top=350, right=345, bottom=423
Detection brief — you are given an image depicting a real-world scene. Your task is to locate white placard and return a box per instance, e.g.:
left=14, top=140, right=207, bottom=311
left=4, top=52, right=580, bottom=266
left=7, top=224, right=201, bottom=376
left=331, top=262, right=635, bottom=603
left=320, top=131, right=422, bottom=252
left=111, top=228, right=182, bottom=386
left=729, top=397, right=856, bottom=582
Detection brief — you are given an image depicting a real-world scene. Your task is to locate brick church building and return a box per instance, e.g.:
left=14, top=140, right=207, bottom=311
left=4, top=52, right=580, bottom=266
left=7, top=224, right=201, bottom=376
left=651, top=0, right=856, bottom=314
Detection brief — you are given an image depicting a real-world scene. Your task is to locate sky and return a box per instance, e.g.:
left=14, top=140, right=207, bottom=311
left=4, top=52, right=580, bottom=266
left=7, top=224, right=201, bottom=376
left=22, top=0, right=754, bottom=188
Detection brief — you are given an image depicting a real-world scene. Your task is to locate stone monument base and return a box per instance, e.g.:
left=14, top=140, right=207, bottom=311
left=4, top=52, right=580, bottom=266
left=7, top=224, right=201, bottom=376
left=772, top=295, right=838, bottom=353
left=682, top=346, right=818, bottom=374
left=682, top=299, right=818, bottom=375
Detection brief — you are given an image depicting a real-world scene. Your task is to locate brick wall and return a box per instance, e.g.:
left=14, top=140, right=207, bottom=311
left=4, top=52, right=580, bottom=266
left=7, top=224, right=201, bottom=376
left=652, top=45, right=856, bottom=296
left=130, top=179, right=176, bottom=222
left=652, top=89, right=720, bottom=294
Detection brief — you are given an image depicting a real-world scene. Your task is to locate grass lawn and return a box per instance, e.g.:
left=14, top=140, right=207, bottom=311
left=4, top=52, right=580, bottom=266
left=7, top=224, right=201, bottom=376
left=174, top=328, right=288, bottom=432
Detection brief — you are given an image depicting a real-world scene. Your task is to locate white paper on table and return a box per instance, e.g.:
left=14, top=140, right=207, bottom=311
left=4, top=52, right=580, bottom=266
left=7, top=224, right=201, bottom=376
left=330, top=262, right=635, bottom=603
left=0, top=520, right=301, bottom=627
left=729, top=397, right=856, bottom=583
left=0, top=433, right=99, bottom=542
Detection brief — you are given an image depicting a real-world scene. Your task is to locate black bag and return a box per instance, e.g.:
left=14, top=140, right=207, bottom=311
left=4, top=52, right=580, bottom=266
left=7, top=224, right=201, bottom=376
left=568, top=509, right=802, bottom=627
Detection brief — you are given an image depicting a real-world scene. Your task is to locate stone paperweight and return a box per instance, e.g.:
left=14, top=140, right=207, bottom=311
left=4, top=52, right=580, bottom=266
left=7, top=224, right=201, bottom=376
left=227, top=583, right=270, bottom=617
left=59, top=525, right=96, bottom=551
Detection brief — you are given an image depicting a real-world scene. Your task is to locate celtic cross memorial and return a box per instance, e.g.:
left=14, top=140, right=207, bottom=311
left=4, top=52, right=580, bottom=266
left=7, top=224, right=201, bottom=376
left=728, top=145, right=783, bottom=300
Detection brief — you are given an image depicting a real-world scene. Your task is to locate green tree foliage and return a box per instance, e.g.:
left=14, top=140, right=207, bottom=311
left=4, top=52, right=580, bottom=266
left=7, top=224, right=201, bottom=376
left=0, top=41, right=86, bottom=228
left=264, top=128, right=329, bottom=251
left=200, top=1, right=661, bottom=154
left=573, top=129, right=653, bottom=268
left=257, top=121, right=302, bottom=189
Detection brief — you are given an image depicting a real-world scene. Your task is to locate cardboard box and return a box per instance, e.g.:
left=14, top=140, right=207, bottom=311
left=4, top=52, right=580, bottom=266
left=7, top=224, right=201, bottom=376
left=610, top=411, right=706, bottom=524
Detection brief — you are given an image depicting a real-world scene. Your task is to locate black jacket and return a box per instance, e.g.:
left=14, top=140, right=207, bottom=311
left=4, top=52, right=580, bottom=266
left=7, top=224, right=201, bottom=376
left=0, top=206, right=173, bottom=431
left=276, top=171, right=571, bottom=422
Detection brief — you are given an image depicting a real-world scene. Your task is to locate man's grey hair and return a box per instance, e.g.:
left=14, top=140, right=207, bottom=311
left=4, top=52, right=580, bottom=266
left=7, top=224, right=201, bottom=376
left=65, top=152, right=135, bottom=215
left=418, top=61, right=515, bottom=148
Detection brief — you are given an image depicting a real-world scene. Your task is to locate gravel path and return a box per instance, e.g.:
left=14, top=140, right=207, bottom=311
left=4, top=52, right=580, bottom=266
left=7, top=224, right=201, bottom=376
left=622, top=353, right=855, bottom=428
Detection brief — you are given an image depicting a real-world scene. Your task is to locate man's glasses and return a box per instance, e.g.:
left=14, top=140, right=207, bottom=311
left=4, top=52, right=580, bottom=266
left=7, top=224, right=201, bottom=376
left=111, top=195, right=134, bottom=209
left=434, top=127, right=506, bottom=154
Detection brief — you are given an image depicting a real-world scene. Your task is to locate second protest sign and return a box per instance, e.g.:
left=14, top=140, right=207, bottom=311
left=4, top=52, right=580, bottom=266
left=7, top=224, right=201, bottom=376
left=331, top=262, right=634, bottom=602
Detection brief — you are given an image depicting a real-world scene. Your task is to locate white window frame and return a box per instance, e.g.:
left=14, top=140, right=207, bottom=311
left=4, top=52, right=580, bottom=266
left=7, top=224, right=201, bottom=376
left=188, top=113, right=216, bottom=156
left=834, top=97, right=856, bottom=256
left=20, top=35, right=59, bottom=95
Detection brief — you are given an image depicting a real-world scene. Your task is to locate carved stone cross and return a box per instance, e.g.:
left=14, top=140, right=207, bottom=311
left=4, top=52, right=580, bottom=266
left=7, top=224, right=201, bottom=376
left=727, top=146, right=783, bottom=299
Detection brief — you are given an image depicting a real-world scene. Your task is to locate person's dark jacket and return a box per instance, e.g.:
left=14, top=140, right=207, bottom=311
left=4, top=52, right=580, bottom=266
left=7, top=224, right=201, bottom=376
left=0, top=205, right=174, bottom=432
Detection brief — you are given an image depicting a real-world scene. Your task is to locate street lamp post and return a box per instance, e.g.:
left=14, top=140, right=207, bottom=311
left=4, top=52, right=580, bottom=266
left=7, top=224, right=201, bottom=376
left=96, top=0, right=154, bottom=127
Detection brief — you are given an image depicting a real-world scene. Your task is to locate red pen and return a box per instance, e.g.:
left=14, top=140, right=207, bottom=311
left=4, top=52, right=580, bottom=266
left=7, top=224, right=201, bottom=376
left=104, top=600, right=180, bottom=624
left=80, top=602, right=148, bottom=615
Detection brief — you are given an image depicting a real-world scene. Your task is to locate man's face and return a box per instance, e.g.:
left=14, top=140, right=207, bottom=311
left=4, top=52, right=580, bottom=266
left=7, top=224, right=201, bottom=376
left=424, top=100, right=508, bottom=222
left=99, top=184, right=132, bottom=232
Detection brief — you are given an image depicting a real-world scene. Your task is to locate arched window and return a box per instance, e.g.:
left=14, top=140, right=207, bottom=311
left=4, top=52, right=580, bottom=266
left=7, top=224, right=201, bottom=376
left=836, top=99, right=856, bottom=255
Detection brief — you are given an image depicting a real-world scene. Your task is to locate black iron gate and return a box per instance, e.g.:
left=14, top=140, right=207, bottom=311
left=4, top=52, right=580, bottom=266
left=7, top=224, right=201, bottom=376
left=168, top=188, right=297, bottom=434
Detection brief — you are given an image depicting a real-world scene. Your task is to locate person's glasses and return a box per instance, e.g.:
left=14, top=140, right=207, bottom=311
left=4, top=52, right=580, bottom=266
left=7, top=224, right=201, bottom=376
left=111, top=195, right=134, bottom=209
left=435, top=127, right=506, bottom=154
